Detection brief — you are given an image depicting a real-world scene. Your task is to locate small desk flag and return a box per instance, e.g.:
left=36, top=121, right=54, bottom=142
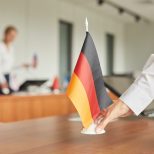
left=67, top=32, right=112, bottom=128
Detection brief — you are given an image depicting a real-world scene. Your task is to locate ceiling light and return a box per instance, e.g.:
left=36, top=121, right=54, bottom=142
left=118, top=8, right=124, bottom=14
left=97, top=0, right=105, bottom=5
left=135, top=15, right=141, bottom=22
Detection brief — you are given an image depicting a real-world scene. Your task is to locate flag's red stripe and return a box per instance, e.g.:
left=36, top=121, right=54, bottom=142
left=74, top=52, right=100, bottom=120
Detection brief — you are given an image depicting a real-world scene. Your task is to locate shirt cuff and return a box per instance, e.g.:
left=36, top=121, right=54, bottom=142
left=120, top=84, right=153, bottom=116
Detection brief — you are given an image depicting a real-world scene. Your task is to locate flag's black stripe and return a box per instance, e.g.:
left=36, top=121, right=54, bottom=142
left=81, top=32, right=112, bottom=109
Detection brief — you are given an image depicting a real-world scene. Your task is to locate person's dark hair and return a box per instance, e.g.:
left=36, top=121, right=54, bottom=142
left=4, top=26, right=17, bottom=35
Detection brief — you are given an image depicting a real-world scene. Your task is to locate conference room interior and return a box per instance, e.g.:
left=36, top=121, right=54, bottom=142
left=0, top=0, right=154, bottom=153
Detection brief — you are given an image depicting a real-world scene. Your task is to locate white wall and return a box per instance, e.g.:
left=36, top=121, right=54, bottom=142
left=0, top=0, right=125, bottom=79
left=124, top=23, right=154, bottom=73
left=0, top=0, right=28, bottom=65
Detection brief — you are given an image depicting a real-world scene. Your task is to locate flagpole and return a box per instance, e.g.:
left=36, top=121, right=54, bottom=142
left=85, top=17, right=88, bottom=32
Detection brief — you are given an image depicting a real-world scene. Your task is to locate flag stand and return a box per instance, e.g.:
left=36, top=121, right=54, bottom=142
left=81, top=122, right=105, bottom=135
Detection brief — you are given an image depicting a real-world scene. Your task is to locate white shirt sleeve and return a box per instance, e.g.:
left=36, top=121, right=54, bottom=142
left=0, top=50, right=6, bottom=84
left=120, top=54, right=154, bottom=115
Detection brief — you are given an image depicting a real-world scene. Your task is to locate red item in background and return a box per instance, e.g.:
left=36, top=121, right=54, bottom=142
left=52, top=77, right=60, bottom=90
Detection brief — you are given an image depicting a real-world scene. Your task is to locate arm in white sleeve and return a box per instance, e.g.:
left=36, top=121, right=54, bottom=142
left=120, top=54, right=154, bottom=115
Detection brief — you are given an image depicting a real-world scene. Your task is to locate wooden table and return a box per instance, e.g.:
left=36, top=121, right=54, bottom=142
left=0, top=116, right=154, bottom=154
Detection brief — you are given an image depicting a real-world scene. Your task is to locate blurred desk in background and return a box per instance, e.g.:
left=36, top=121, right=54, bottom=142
left=104, top=75, right=134, bottom=97
left=0, top=94, right=76, bottom=122
left=0, top=90, right=117, bottom=122
left=0, top=75, right=132, bottom=123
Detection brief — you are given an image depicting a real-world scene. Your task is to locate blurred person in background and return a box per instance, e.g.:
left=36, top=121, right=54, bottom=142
left=0, top=26, right=34, bottom=94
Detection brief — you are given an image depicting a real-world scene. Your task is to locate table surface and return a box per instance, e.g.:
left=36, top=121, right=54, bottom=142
left=0, top=116, right=154, bottom=154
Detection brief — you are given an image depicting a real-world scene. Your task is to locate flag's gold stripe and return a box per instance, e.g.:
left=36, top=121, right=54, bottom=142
left=67, top=73, right=93, bottom=128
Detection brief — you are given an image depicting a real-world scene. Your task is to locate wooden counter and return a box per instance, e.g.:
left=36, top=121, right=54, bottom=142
left=0, top=94, right=76, bottom=122
left=0, top=90, right=117, bottom=123
left=0, top=116, right=154, bottom=154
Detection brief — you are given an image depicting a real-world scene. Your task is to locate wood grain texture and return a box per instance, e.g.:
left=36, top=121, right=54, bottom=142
left=0, top=94, right=76, bottom=122
left=0, top=91, right=116, bottom=123
left=0, top=116, right=154, bottom=154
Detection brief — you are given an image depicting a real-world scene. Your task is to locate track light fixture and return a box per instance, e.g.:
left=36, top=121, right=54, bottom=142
left=97, top=0, right=105, bottom=5
left=96, top=0, right=149, bottom=23
left=135, top=15, right=141, bottom=22
left=118, top=8, right=124, bottom=14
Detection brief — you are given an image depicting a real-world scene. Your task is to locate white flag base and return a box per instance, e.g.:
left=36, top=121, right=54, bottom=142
left=81, top=122, right=105, bottom=135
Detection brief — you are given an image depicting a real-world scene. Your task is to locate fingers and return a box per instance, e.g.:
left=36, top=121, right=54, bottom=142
left=95, top=114, right=104, bottom=125
left=95, top=109, right=110, bottom=133
left=94, top=109, right=107, bottom=124
left=96, top=107, right=115, bottom=133
left=1, top=82, right=9, bottom=89
left=95, top=99, right=132, bottom=133
left=95, top=101, right=120, bottom=132
left=96, top=117, right=109, bottom=133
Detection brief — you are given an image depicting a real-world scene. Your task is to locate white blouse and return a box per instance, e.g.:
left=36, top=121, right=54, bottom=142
left=0, top=42, right=14, bottom=83
left=120, top=54, right=154, bottom=115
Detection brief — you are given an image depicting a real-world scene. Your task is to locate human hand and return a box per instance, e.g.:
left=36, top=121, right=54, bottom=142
left=0, top=82, right=9, bottom=89
left=95, top=99, right=133, bottom=133
left=22, top=63, right=31, bottom=69
left=0, top=82, right=10, bottom=94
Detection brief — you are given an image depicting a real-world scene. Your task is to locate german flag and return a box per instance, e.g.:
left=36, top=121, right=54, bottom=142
left=67, top=32, right=112, bottom=128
